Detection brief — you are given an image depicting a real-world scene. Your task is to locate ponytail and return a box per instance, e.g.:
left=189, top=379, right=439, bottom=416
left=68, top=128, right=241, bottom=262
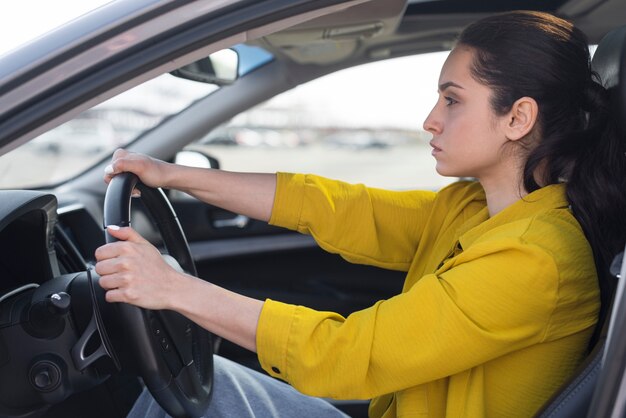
left=567, top=77, right=626, bottom=328
left=568, top=77, right=624, bottom=270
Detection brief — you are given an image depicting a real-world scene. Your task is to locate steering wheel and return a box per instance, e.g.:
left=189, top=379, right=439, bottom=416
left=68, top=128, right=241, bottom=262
left=103, top=172, right=213, bottom=418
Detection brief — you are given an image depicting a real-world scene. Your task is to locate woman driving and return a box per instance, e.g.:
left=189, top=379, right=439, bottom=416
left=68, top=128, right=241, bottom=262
left=95, top=10, right=626, bottom=418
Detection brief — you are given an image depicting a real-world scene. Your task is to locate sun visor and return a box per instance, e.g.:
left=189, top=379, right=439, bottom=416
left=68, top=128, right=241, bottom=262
left=259, top=0, right=407, bottom=64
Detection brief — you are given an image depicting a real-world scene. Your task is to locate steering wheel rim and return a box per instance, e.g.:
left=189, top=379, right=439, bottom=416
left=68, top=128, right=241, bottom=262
left=103, top=172, right=213, bottom=418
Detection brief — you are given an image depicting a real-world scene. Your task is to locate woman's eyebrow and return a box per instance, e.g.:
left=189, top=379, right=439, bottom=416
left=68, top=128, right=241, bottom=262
left=438, top=81, right=464, bottom=92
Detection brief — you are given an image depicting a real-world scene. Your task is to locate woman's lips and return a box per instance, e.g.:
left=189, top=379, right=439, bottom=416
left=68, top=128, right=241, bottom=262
left=430, top=141, right=442, bottom=155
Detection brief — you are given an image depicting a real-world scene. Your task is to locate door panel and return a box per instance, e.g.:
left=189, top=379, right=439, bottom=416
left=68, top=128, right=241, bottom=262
left=169, top=199, right=405, bottom=374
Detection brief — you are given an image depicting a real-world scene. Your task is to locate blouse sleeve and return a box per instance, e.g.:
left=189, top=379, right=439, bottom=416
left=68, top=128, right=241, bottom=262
left=255, top=238, right=598, bottom=399
left=269, top=173, right=437, bottom=271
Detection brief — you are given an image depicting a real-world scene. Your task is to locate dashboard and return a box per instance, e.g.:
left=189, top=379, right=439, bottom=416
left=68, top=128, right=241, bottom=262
left=55, top=203, right=106, bottom=271
left=0, top=190, right=122, bottom=417
left=0, top=192, right=60, bottom=296
left=0, top=191, right=105, bottom=297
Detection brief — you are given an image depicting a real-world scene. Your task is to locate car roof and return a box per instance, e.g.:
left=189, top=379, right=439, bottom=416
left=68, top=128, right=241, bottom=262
left=254, top=0, right=624, bottom=69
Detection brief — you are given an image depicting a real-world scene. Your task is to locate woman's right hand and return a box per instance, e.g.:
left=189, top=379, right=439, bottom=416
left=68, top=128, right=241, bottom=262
left=105, top=148, right=276, bottom=222
left=104, top=149, right=172, bottom=188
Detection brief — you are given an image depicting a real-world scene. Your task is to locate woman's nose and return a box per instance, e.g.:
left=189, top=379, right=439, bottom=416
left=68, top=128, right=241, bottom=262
left=423, top=105, right=441, bottom=135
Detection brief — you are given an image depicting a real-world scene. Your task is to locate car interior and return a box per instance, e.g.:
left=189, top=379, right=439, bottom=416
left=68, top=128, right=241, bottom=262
left=0, top=0, right=625, bottom=417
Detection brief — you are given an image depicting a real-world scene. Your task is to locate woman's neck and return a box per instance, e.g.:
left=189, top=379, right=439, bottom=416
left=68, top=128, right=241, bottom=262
left=480, top=176, right=528, bottom=217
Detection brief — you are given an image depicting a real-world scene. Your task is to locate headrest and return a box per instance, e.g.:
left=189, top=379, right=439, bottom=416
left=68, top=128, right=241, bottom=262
left=591, top=25, right=626, bottom=138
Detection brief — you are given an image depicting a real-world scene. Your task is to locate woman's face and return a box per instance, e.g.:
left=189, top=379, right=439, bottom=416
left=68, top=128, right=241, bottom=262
left=423, top=46, right=513, bottom=181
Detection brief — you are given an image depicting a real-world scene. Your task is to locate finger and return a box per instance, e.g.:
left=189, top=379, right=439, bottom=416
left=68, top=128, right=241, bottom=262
left=113, top=153, right=149, bottom=177
left=94, top=258, right=120, bottom=276
left=97, top=272, right=128, bottom=290
left=112, top=148, right=129, bottom=160
left=104, top=164, right=115, bottom=184
left=104, top=150, right=145, bottom=183
left=94, top=255, right=140, bottom=277
left=106, top=225, right=150, bottom=245
left=104, top=162, right=124, bottom=184
left=104, top=285, right=141, bottom=305
left=94, top=241, right=125, bottom=261
left=104, top=288, right=127, bottom=303
left=104, top=149, right=129, bottom=179
left=95, top=240, right=141, bottom=261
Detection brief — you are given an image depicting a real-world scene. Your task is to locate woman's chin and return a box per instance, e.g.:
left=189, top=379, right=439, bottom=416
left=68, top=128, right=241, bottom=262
left=434, top=165, right=456, bottom=178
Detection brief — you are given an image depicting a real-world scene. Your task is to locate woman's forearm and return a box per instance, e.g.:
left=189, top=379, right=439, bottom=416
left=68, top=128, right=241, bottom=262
left=164, top=165, right=277, bottom=222
left=172, top=273, right=264, bottom=352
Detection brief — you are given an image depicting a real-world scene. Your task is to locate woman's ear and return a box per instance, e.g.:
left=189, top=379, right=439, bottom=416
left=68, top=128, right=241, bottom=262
left=505, top=96, right=539, bottom=141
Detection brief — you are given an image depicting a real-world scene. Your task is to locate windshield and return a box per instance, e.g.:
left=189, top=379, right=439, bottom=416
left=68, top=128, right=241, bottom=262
left=0, top=75, right=218, bottom=188
left=0, top=49, right=445, bottom=191
left=181, top=52, right=451, bottom=192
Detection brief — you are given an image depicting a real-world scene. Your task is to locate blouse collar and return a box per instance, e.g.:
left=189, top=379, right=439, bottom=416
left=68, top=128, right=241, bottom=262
left=458, top=183, right=569, bottom=250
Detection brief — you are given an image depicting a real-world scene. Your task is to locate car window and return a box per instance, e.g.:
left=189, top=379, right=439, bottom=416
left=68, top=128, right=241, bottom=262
left=184, top=51, right=454, bottom=191
left=0, top=75, right=218, bottom=189
left=0, top=41, right=276, bottom=190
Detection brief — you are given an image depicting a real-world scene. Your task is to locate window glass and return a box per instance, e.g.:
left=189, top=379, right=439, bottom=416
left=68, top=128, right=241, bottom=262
left=185, top=52, right=454, bottom=190
left=0, top=43, right=276, bottom=189
left=0, top=75, right=217, bottom=188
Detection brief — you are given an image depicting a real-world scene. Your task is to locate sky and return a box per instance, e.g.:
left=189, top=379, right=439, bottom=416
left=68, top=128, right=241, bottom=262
left=271, top=53, right=448, bottom=130
left=0, top=1, right=449, bottom=130
left=0, top=1, right=113, bottom=57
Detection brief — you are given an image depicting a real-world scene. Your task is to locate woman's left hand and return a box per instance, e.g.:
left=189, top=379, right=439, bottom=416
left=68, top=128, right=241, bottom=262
left=94, top=225, right=190, bottom=310
left=95, top=225, right=264, bottom=352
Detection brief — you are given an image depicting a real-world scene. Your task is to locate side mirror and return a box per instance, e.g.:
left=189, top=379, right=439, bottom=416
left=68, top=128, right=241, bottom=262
left=170, top=49, right=239, bottom=85
left=174, top=150, right=220, bottom=170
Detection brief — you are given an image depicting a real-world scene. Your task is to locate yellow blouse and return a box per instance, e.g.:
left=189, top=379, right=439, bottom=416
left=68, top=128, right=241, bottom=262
left=256, top=173, right=599, bottom=417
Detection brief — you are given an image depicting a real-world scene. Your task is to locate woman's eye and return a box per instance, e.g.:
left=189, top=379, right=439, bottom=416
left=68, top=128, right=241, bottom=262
left=444, top=96, right=458, bottom=106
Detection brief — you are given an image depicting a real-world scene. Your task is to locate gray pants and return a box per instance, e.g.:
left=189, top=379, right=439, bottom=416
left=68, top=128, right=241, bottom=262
left=127, top=355, right=351, bottom=418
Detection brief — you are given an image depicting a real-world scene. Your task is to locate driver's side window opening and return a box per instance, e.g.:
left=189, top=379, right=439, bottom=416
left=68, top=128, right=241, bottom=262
left=185, top=52, right=454, bottom=191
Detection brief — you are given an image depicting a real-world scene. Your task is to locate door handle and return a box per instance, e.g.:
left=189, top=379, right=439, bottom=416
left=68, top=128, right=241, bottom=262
left=212, top=214, right=249, bottom=229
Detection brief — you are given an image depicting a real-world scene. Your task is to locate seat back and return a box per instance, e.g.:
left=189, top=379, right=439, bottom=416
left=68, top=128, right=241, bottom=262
left=534, top=259, right=618, bottom=418
left=533, top=24, right=626, bottom=418
left=583, top=23, right=626, bottom=418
